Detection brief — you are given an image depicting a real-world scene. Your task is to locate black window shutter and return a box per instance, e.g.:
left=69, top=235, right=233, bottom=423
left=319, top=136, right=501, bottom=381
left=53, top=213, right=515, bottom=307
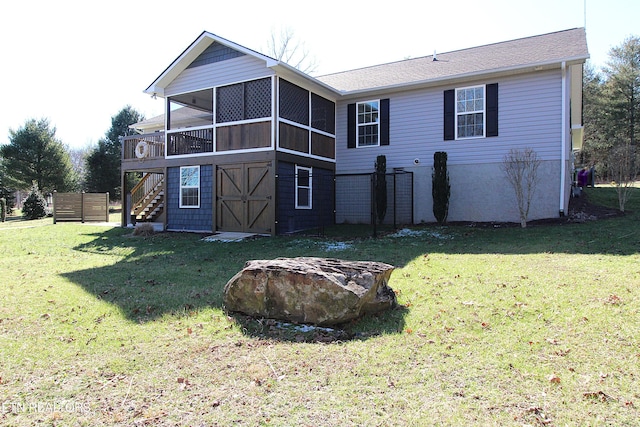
left=347, top=103, right=356, bottom=148
left=486, top=83, right=498, bottom=137
left=380, top=98, right=390, bottom=145
left=444, top=90, right=455, bottom=140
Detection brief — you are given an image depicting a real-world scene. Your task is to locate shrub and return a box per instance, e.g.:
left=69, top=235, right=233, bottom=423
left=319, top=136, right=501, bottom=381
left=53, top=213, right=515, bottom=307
left=432, top=152, right=450, bottom=225
left=501, top=148, right=541, bottom=228
left=374, top=155, right=387, bottom=225
left=0, top=197, right=6, bottom=222
left=607, top=143, right=639, bottom=212
left=133, top=222, right=155, bottom=237
left=22, top=183, right=47, bottom=220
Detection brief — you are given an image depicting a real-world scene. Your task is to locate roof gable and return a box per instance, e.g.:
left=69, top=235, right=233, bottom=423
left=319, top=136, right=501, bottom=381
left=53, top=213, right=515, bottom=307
left=186, top=41, right=246, bottom=69
left=316, top=28, right=589, bottom=94
left=144, top=31, right=279, bottom=97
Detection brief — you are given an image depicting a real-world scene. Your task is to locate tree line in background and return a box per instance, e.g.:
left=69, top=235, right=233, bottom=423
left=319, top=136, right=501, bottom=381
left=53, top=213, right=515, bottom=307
left=582, top=35, right=640, bottom=210
left=583, top=35, right=640, bottom=164
left=0, top=106, right=143, bottom=218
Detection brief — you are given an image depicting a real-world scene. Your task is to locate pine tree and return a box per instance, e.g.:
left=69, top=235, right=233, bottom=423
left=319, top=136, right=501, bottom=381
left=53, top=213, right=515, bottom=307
left=22, top=183, right=47, bottom=220
left=85, top=106, right=143, bottom=199
left=1, top=118, right=78, bottom=193
left=602, top=36, right=640, bottom=147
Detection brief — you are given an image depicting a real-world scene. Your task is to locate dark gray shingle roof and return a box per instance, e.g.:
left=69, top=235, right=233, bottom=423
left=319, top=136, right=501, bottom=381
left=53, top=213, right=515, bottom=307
left=315, top=28, right=588, bottom=93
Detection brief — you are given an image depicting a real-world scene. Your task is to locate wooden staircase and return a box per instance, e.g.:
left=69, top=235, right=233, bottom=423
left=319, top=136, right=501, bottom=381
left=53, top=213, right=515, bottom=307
left=131, top=173, right=165, bottom=222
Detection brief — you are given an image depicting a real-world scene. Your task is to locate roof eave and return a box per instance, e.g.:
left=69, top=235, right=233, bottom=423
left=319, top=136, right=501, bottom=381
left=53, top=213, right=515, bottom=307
left=271, top=62, right=342, bottom=100
left=339, top=55, right=590, bottom=99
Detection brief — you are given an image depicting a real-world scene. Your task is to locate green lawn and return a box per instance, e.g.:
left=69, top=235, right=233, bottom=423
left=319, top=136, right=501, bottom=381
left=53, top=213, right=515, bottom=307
left=1, top=187, right=638, bottom=426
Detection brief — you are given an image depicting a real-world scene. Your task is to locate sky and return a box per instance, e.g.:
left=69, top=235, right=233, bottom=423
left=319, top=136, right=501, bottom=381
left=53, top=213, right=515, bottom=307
left=1, top=0, right=638, bottom=150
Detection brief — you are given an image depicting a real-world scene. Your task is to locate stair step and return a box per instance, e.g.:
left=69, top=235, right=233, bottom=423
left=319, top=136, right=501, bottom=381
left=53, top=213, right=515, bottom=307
left=132, top=175, right=165, bottom=220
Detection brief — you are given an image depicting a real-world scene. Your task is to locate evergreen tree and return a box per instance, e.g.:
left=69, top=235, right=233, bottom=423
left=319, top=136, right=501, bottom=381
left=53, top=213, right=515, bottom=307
left=22, top=182, right=47, bottom=220
left=0, top=159, right=16, bottom=215
left=582, top=36, right=640, bottom=181
left=0, top=118, right=78, bottom=193
left=582, top=63, right=610, bottom=168
left=374, top=155, right=387, bottom=225
left=602, top=36, right=640, bottom=147
left=432, top=152, right=450, bottom=225
left=85, top=106, right=143, bottom=199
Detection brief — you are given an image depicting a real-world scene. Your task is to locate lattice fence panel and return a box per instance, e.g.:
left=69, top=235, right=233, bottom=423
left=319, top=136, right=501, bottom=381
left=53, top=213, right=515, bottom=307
left=216, top=83, right=243, bottom=123
left=245, top=78, right=271, bottom=119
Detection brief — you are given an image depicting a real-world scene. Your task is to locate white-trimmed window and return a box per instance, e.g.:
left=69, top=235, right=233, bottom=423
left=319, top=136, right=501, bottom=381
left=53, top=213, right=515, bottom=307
left=456, top=85, right=485, bottom=139
left=357, top=100, right=380, bottom=147
left=180, top=166, right=200, bottom=208
left=295, top=165, right=312, bottom=209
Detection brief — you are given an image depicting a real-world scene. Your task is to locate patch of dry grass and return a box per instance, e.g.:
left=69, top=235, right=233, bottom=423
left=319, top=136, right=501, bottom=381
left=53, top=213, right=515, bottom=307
left=132, top=222, right=155, bottom=237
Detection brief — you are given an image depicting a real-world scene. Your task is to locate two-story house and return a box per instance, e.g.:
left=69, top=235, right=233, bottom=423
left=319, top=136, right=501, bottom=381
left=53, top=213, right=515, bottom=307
left=121, top=28, right=588, bottom=234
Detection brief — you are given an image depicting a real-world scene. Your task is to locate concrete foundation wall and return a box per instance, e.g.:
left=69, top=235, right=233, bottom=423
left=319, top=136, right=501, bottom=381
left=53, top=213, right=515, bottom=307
left=409, top=160, right=562, bottom=224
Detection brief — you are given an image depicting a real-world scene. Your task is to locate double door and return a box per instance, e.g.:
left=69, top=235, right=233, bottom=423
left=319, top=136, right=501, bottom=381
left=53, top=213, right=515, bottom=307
left=216, top=162, right=272, bottom=234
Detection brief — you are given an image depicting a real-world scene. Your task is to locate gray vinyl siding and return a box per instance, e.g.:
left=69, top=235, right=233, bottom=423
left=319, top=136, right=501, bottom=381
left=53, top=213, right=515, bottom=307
left=165, top=55, right=275, bottom=96
left=335, top=70, right=563, bottom=173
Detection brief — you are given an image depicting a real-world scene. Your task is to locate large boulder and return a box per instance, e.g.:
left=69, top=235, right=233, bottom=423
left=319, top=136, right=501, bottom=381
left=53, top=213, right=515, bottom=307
left=223, top=257, right=397, bottom=326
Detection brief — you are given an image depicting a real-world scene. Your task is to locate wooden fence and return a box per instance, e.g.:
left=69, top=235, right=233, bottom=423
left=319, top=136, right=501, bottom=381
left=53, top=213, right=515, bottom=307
left=53, top=192, right=109, bottom=223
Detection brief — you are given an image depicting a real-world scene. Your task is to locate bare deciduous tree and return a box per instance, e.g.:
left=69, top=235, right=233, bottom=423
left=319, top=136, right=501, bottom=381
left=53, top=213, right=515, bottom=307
left=501, top=148, right=541, bottom=228
left=68, top=145, right=91, bottom=186
left=265, top=26, right=318, bottom=75
left=608, top=142, right=639, bottom=212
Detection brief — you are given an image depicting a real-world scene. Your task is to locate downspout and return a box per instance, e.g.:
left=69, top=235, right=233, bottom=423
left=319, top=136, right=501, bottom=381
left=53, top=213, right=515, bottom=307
left=559, top=61, right=567, bottom=216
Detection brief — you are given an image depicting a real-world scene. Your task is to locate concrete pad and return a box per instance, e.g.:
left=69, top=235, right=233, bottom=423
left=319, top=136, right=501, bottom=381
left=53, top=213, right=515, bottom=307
left=202, top=232, right=259, bottom=242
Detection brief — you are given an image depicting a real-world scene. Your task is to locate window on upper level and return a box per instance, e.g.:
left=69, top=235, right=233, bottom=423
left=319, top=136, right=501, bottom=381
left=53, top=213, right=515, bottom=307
left=357, top=100, right=380, bottom=147
left=456, top=86, right=485, bottom=139
left=180, top=166, right=200, bottom=208
left=444, top=83, right=498, bottom=141
left=347, top=99, right=389, bottom=149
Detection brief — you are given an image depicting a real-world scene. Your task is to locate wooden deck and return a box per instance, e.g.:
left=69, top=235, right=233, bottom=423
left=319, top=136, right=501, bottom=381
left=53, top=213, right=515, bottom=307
left=123, top=132, right=165, bottom=160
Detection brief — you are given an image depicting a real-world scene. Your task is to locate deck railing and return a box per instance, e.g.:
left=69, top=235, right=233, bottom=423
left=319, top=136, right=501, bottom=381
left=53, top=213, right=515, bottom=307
left=130, top=173, right=164, bottom=215
left=167, top=128, right=214, bottom=156
left=123, top=133, right=165, bottom=160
